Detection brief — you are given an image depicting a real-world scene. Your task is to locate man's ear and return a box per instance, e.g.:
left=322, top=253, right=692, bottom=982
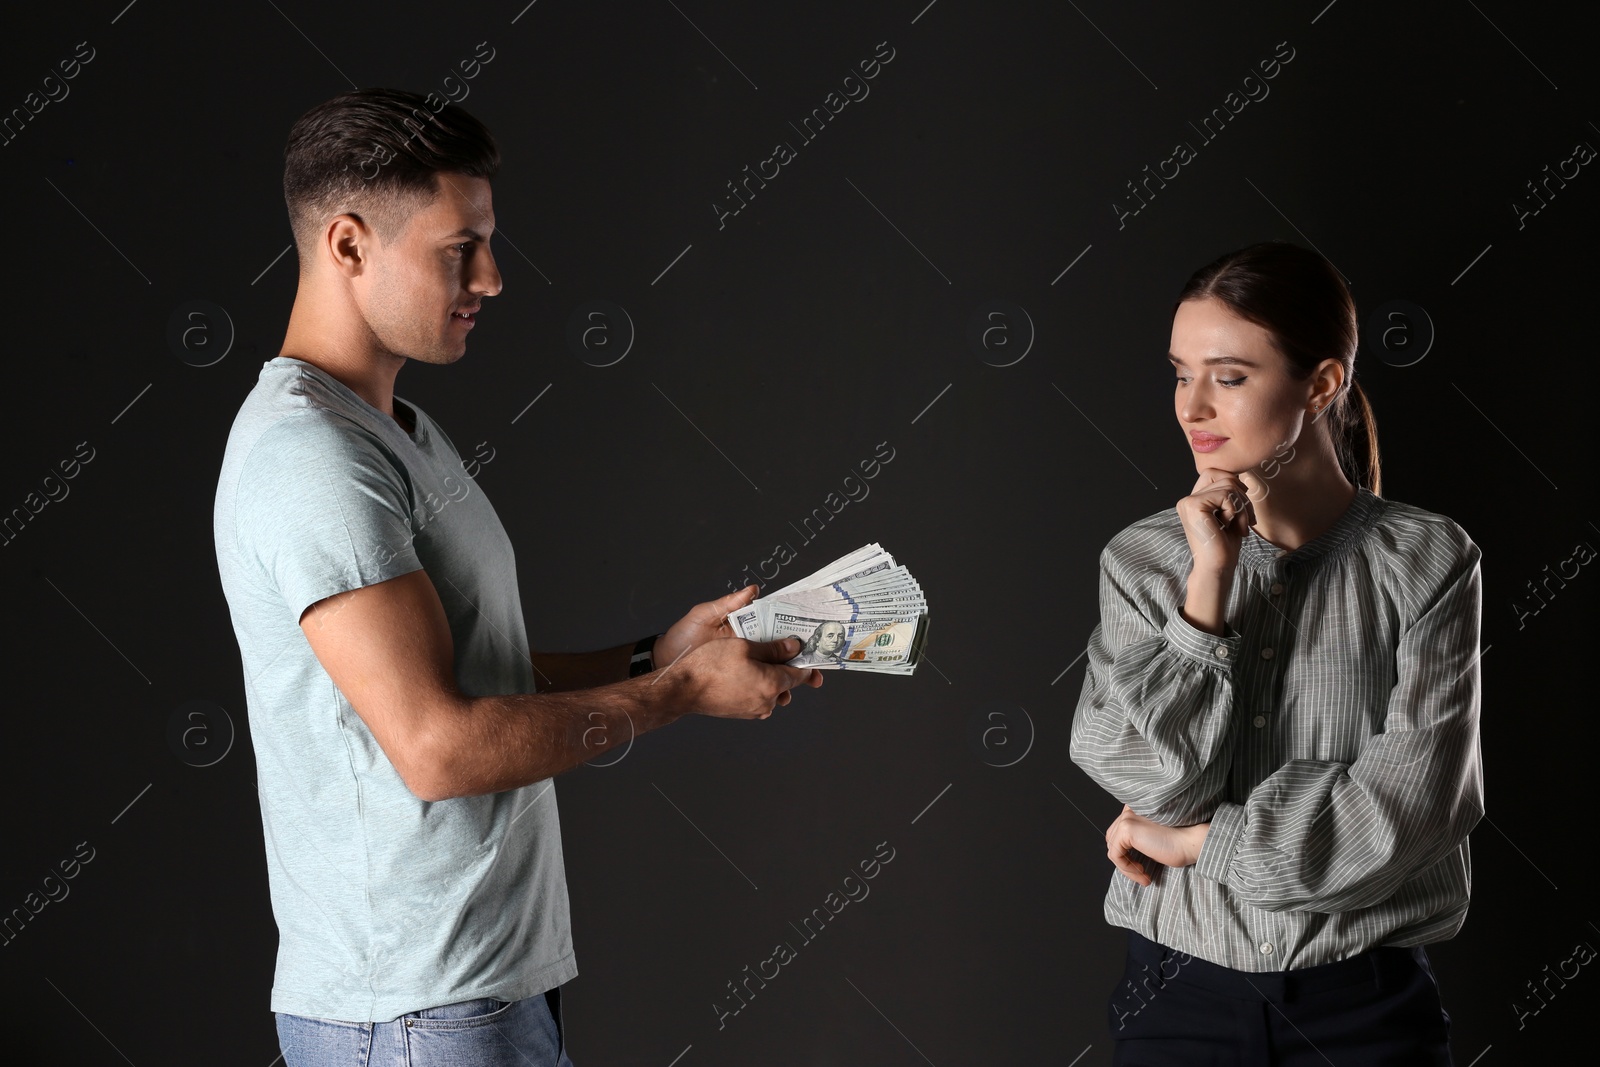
left=326, top=214, right=372, bottom=278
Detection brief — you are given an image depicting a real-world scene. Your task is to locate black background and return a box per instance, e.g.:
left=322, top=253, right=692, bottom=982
left=1, top=1, right=1593, bottom=1064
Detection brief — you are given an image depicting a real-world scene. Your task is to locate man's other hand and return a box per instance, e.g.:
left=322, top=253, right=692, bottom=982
left=654, top=584, right=759, bottom=670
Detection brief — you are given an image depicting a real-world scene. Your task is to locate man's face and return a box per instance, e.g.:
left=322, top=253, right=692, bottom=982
left=818, top=623, right=846, bottom=654
left=357, top=172, right=501, bottom=365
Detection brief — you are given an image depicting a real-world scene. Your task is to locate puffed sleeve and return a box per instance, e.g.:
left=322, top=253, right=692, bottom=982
left=1070, top=533, right=1243, bottom=825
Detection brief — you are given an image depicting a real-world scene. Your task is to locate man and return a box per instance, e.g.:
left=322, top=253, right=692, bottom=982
left=212, top=87, right=823, bottom=1067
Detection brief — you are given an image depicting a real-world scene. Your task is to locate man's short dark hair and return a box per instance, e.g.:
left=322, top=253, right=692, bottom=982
left=283, top=87, right=500, bottom=270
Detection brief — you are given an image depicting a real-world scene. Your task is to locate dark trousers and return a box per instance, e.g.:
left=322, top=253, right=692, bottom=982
left=1108, top=930, right=1453, bottom=1066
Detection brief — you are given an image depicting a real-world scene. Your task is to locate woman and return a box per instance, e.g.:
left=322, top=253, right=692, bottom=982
left=1069, top=241, right=1483, bottom=1065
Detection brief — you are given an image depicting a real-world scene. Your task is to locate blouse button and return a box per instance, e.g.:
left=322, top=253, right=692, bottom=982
left=1253, top=715, right=1266, bottom=728
left=1260, top=647, right=1275, bottom=660
left=1215, top=645, right=1230, bottom=659
left=1269, top=582, right=1284, bottom=595
left=1260, top=941, right=1274, bottom=956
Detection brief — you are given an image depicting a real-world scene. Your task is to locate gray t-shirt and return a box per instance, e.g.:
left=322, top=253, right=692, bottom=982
left=212, top=356, right=575, bottom=1022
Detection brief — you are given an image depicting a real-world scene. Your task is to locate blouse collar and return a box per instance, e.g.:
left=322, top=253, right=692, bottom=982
left=1239, top=485, right=1385, bottom=572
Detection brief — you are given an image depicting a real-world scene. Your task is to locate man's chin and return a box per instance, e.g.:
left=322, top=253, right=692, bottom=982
left=408, top=345, right=468, bottom=365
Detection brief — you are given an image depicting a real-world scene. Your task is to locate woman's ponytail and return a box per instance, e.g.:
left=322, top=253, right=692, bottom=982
left=1338, top=378, right=1382, bottom=498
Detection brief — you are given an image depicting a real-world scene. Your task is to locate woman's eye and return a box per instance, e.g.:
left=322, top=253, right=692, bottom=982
left=1174, top=374, right=1246, bottom=386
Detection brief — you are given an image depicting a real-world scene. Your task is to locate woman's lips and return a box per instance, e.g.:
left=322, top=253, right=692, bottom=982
left=1190, top=433, right=1227, bottom=453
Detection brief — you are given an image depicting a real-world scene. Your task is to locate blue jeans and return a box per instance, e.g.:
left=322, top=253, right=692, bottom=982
left=276, top=986, right=574, bottom=1067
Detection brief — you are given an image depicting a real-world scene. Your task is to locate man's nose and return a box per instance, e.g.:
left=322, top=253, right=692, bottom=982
left=475, top=248, right=503, bottom=297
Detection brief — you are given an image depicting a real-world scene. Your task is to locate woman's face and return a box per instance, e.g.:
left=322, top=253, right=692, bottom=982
left=1169, top=297, right=1323, bottom=476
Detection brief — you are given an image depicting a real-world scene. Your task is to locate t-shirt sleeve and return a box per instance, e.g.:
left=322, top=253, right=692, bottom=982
left=234, top=413, right=425, bottom=624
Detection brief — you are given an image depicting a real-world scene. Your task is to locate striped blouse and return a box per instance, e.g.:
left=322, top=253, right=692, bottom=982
left=1070, top=486, right=1485, bottom=971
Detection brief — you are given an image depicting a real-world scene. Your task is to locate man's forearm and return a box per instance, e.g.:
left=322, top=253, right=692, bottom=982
left=424, top=669, right=689, bottom=799
left=529, top=640, right=641, bottom=691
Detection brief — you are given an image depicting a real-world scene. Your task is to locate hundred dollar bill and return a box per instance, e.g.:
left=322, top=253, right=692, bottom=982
left=727, top=588, right=927, bottom=642
left=725, top=543, right=931, bottom=675
left=765, top=544, right=893, bottom=598
left=769, top=611, right=929, bottom=670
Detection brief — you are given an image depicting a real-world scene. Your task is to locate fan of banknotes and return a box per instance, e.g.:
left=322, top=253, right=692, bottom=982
left=724, top=543, right=930, bottom=674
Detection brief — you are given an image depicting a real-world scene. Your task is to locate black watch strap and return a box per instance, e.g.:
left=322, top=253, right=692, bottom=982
left=629, top=634, right=660, bottom=678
